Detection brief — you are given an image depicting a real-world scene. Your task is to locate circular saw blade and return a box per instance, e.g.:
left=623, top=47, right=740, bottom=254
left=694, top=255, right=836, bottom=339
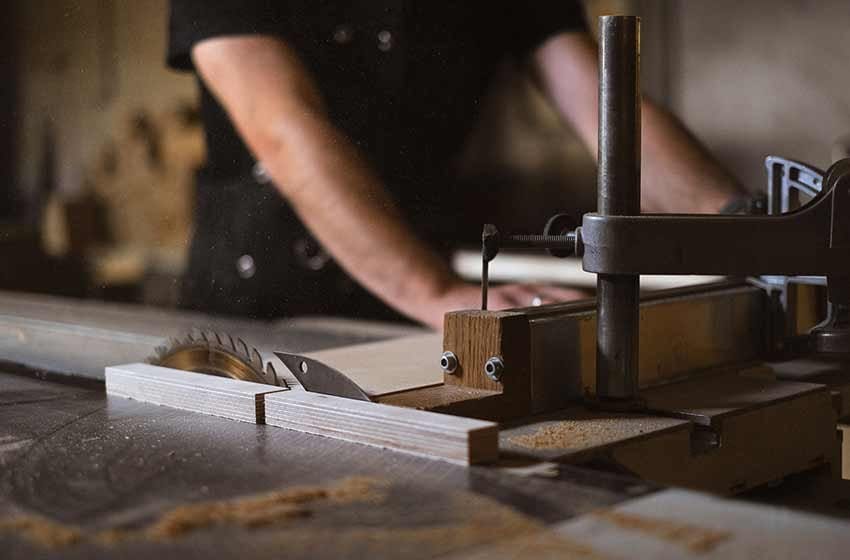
left=149, top=329, right=286, bottom=387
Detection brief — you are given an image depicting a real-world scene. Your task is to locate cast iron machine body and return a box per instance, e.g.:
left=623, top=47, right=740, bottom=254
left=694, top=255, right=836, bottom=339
left=481, top=15, right=850, bottom=407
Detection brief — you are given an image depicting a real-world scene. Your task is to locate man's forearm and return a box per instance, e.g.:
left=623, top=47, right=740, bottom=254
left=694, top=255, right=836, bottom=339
left=263, top=105, right=458, bottom=317
left=534, top=32, right=743, bottom=213
left=192, top=37, right=458, bottom=323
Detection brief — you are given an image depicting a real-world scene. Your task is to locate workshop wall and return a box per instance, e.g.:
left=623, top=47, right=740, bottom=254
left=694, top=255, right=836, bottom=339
left=11, top=0, right=201, bottom=301
left=0, top=5, right=18, bottom=220
left=8, top=0, right=603, bottom=302
left=657, top=0, right=850, bottom=191
left=9, top=0, right=849, bottom=306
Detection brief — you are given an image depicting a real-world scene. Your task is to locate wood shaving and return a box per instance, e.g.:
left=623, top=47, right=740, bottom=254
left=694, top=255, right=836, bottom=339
left=0, top=476, right=385, bottom=549
left=593, top=510, right=731, bottom=553
left=0, top=483, right=608, bottom=558
left=144, top=476, right=385, bottom=540
left=265, top=494, right=606, bottom=559
left=0, top=515, right=82, bottom=549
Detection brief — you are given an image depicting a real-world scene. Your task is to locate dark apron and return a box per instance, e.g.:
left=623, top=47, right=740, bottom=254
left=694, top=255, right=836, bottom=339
left=180, top=168, right=406, bottom=322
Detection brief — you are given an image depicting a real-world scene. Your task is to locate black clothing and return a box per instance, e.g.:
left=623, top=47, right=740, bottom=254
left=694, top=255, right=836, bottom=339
left=168, top=0, right=587, bottom=319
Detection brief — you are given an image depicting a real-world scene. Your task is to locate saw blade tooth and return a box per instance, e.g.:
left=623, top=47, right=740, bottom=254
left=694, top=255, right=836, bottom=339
left=199, top=330, right=210, bottom=343
left=250, top=348, right=263, bottom=368
left=206, top=329, right=219, bottom=344
left=236, top=337, right=248, bottom=356
left=266, top=362, right=283, bottom=387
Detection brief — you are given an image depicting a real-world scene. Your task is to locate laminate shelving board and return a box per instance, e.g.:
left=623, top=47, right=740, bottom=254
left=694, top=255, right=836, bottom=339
left=105, top=363, right=288, bottom=423
left=264, top=390, right=499, bottom=465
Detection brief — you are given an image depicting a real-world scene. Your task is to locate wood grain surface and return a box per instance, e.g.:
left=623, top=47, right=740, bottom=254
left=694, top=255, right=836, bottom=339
left=106, top=363, right=288, bottom=423
left=264, top=390, right=499, bottom=465
left=301, top=334, right=443, bottom=397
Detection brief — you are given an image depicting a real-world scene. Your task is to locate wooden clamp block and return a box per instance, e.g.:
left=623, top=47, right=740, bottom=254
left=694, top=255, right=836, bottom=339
left=105, top=363, right=288, bottom=423
left=264, top=390, right=499, bottom=465
left=613, top=372, right=838, bottom=494
left=442, top=283, right=766, bottom=420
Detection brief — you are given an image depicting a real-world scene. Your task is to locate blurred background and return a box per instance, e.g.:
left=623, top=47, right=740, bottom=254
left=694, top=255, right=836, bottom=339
left=0, top=0, right=848, bottom=310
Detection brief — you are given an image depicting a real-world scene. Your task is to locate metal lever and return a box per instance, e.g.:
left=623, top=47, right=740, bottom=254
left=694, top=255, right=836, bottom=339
left=480, top=215, right=577, bottom=310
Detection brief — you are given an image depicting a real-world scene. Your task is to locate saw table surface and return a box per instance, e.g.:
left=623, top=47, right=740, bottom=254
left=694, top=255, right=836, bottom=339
left=3, top=294, right=850, bottom=558
left=4, top=366, right=850, bottom=559
left=0, top=369, right=646, bottom=559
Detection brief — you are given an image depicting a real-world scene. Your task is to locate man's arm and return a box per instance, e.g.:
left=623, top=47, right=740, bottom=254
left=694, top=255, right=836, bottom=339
left=192, top=36, right=582, bottom=328
left=534, top=32, right=744, bottom=214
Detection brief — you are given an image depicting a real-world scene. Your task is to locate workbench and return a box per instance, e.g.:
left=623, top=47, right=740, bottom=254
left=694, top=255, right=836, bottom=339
left=2, top=293, right=850, bottom=559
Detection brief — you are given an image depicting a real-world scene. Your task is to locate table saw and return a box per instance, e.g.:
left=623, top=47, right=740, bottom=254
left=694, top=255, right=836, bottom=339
left=4, top=14, right=850, bottom=559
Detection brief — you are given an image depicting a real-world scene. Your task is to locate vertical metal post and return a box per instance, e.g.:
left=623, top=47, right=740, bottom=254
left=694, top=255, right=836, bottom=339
left=596, top=15, right=641, bottom=402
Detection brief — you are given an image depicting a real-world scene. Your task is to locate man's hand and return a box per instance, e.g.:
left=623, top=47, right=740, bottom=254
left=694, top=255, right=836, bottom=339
left=414, top=281, right=589, bottom=329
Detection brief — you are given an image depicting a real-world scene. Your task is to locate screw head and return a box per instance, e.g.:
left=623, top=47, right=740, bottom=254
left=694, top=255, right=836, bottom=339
left=236, top=254, right=256, bottom=279
left=484, top=356, right=505, bottom=382
left=440, top=351, right=458, bottom=374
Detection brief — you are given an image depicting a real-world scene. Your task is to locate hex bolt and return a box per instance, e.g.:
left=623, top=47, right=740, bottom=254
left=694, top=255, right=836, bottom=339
left=484, top=356, right=505, bottom=382
left=440, top=351, right=458, bottom=374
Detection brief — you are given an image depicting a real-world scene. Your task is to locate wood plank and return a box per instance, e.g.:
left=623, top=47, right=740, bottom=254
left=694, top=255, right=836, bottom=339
left=456, top=488, right=850, bottom=559
left=264, top=391, right=499, bottom=465
left=549, top=488, right=850, bottom=560
left=452, top=250, right=725, bottom=290
left=615, top=374, right=837, bottom=494
left=105, top=363, right=288, bottom=423
left=300, top=334, right=443, bottom=397
left=642, top=370, right=826, bottom=426
left=772, top=358, right=850, bottom=417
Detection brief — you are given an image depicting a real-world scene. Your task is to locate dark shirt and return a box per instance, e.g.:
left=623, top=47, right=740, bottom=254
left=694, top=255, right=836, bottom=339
left=168, top=0, right=586, bottom=319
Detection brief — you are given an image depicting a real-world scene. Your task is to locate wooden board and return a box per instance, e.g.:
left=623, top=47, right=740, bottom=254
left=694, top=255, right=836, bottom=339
left=549, top=488, right=850, bottom=560
left=496, top=369, right=839, bottom=495
left=614, top=372, right=838, bottom=494
left=452, top=250, right=724, bottom=290
left=773, top=358, right=850, bottom=417
left=455, top=488, right=850, bottom=559
left=642, top=369, right=826, bottom=426
left=105, top=363, right=288, bottom=423
left=264, top=390, right=499, bottom=465
left=301, top=334, right=444, bottom=397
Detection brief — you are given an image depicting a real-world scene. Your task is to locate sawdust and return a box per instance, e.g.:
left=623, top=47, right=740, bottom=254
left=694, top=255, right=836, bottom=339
left=92, top=527, right=136, bottom=547
left=593, top=510, right=731, bottom=553
left=508, top=419, right=630, bottom=450
left=0, top=482, right=613, bottom=558
left=262, top=493, right=608, bottom=559
left=0, top=476, right=385, bottom=549
left=0, top=515, right=83, bottom=549
left=144, top=475, right=385, bottom=540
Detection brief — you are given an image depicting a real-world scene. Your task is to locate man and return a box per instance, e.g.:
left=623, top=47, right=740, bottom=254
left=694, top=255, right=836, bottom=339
left=168, top=1, right=742, bottom=329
